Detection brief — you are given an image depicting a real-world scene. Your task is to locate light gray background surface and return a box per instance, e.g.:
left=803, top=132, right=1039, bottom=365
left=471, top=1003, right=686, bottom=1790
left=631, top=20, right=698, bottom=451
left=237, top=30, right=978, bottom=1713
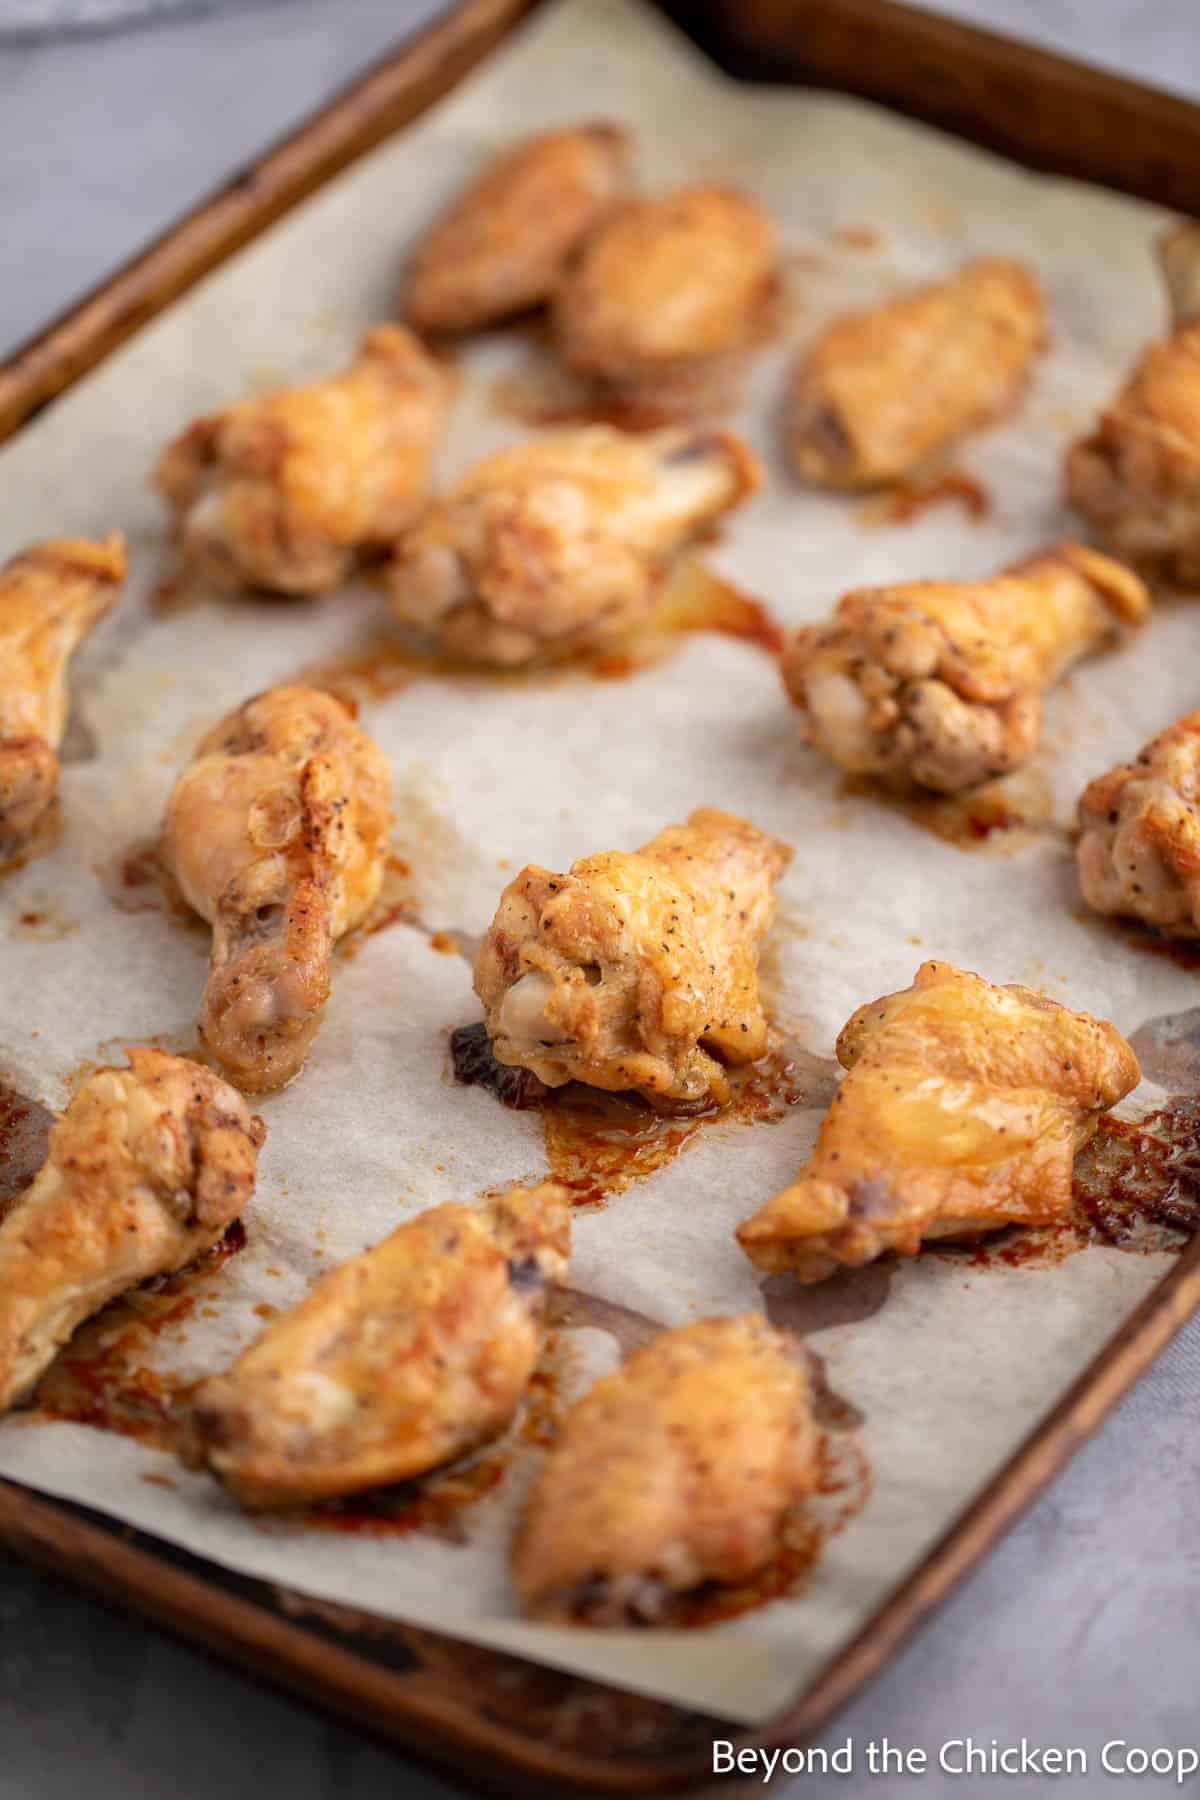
left=1, top=4, right=1198, bottom=1797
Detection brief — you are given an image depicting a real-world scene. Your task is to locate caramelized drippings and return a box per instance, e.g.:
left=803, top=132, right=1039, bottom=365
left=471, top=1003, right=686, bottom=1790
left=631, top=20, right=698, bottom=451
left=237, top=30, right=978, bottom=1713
left=33, top=1222, right=247, bottom=1451
left=593, top=558, right=784, bottom=677
left=105, top=838, right=173, bottom=915
left=337, top=854, right=417, bottom=958
left=839, top=769, right=1054, bottom=854
left=451, top=1024, right=821, bottom=1206
left=0, top=1079, right=54, bottom=1218
left=856, top=469, right=990, bottom=528
left=834, top=225, right=882, bottom=251
left=1095, top=912, right=1200, bottom=974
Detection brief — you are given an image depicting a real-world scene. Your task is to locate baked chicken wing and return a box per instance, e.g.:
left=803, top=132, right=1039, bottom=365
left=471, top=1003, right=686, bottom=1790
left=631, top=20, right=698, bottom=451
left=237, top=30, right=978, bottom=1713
left=181, top=1182, right=569, bottom=1509
left=403, top=123, right=630, bottom=333
left=787, top=258, right=1045, bottom=489
left=1066, top=224, right=1200, bottom=586
left=1077, top=706, right=1200, bottom=935
left=512, top=1314, right=817, bottom=1624
left=153, top=326, right=449, bottom=595
left=474, top=807, right=791, bottom=1107
left=0, top=534, right=125, bottom=867
left=385, top=424, right=762, bottom=664
left=737, top=961, right=1139, bottom=1283
left=554, top=185, right=779, bottom=411
left=782, top=543, right=1148, bottom=794
left=161, top=685, right=391, bottom=1093
left=0, top=1049, right=264, bottom=1413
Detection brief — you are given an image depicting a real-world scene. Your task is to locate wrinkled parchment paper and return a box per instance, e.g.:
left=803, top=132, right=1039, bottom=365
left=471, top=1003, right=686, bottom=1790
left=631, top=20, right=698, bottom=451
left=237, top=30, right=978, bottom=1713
left=0, top=0, right=1195, bottom=1727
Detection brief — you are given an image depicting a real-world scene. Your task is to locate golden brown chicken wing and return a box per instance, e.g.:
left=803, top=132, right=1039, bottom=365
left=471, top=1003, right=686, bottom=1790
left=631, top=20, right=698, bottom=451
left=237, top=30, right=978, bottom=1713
left=782, top=543, right=1148, bottom=794
left=737, top=961, right=1139, bottom=1283
left=403, top=123, right=630, bottom=334
left=1077, top=707, right=1200, bottom=935
left=0, top=1050, right=264, bottom=1413
left=153, top=326, right=449, bottom=596
left=787, top=259, right=1045, bottom=489
left=554, top=185, right=779, bottom=411
left=474, top=807, right=791, bottom=1108
left=512, top=1314, right=817, bottom=1624
left=161, top=685, right=391, bottom=1093
left=385, top=424, right=762, bottom=664
left=181, top=1182, right=569, bottom=1509
left=1065, top=225, right=1200, bottom=586
left=0, top=534, right=125, bottom=868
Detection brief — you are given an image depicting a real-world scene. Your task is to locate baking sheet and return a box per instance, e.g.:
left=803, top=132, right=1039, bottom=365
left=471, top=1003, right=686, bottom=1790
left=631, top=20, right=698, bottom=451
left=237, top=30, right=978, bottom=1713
left=0, top=0, right=1194, bottom=1727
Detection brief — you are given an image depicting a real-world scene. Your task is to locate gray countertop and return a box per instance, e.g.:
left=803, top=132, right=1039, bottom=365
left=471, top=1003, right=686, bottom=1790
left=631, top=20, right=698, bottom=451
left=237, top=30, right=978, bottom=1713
left=2, top=4, right=1198, bottom=1797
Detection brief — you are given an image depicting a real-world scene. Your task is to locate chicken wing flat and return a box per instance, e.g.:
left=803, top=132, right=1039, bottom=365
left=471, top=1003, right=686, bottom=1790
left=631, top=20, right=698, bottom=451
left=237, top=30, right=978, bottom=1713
left=737, top=961, right=1139, bottom=1284
left=403, top=123, right=630, bottom=334
left=782, top=542, right=1148, bottom=794
left=554, top=185, right=779, bottom=410
left=385, top=424, right=762, bottom=664
left=161, top=685, right=391, bottom=1093
left=0, top=534, right=125, bottom=867
left=474, top=807, right=791, bottom=1107
left=787, top=259, right=1045, bottom=489
left=512, top=1314, right=817, bottom=1625
left=1077, top=707, right=1200, bottom=935
left=154, top=326, right=449, bottom=595
left=181, top=1182, right=569, bottom=1509
left=1065, top=225, right=1200, bottom=586
left=0, top=1050, right=264, bottom=1414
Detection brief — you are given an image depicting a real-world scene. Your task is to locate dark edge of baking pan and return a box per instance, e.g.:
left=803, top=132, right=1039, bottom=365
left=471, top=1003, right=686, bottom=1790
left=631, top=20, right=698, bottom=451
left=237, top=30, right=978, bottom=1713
left=2, top=0, right=1199, bottom=1791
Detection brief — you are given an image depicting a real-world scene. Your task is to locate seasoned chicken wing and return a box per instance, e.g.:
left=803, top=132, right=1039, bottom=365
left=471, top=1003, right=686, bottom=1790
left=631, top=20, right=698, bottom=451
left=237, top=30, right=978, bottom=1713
left=787, top=259, right=1045, bottom=489
left=403, top=123, right=630, bottom=333
left=0, top=1050, right=264, bottom=1414
left=783, top=543, right=1148, bottom=794
left=161, top=685, right=391, bottom=1093
left=1065, top=224, right=1200, bottom=586
left=513, top=1314, right=817, bottom=1624
left=474, top=807, right=791, bottom=1107
left=182, top=1182, right=569, bottom=1509
left=386, top=424, right=762, bottom=664
left=154, top=326, right=449, bottom=595
left=554, top=185, right=779, bottom=410
left=0, top=534, right=125, bottom=867
left=737, top=961, right=1139, bottom=1283
left=1077, top=707, right=1200, bottom=935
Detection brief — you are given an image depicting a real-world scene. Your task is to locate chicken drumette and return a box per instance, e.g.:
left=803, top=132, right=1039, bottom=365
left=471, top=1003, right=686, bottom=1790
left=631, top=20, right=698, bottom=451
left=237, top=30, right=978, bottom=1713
left=787, top=258, right=1045, bottom=489
left=1077, top=707, right=1200, bottom=935
left=1066, top=224, right=1200, bottom=586
left=153, top=326, right=450, bottom=595
left=182, top=1182, right=569, bottom=1509
left=403, top=123, right=630, bottom=334
left=0, top=1050, right=264, bottom=1413
left=0, top=534, right=125, bottom=867
left=386, top=424, right=762, bottom=664
left=737, top=961, right=1139, bottom=1283
left=474, top=807, right=791, bottom=1107
left=161, top=685, right=391, bottom=1093
left=783, top=543, right=1148, bottom=794
left=513, top=1314, right=817, bottom=1625
left=554, top=185, right=779, bottom=411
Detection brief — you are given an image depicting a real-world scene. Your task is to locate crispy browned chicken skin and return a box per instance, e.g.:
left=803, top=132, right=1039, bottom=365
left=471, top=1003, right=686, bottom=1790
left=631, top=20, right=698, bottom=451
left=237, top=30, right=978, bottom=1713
left=782, top=543, right=1149, bottom=794
left=513, top=1314, right=817, bottom=1625
left=161, top=685, right=391, bottom=1093
left=787, top=258, right=1046, bottom=489
left=737, top=961, right=1139, bottom=1283
left=154, top=326, right=449, bottom=595
left=0, top=1050, right=264, bottom=1414
left=1077, top=707, right=1200, bottom=935
left=182, top=1182, right=569, bottom=1509
left=1066, top=225, right=1200, bottom=586
left=0, top=534, right=125, bottom=867
left=554, top=185, right=779, bottom=410
left=385, top=425, right=762, bottom=664
left=475, top=807, right=791, bottom=1107
left=403, top=123, right=630, bottom=333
